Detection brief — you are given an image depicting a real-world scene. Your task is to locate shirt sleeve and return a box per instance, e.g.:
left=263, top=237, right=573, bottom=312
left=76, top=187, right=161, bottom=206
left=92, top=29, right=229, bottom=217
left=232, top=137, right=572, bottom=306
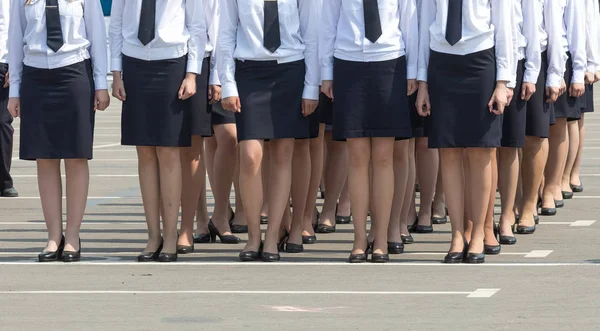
left=522, top=0, right=542, bottom=84
left=319, top=0, right=340, bottom=82
left=545, top=0, right=565, bottom=88
left=417, top=0, right=435, bottom=82
left=84, top=0, right=108, bottom=90
left=399, top=0, right=418, bottom=80
left=108, top=0, right=124, bottom=72
left=584, top=0, right=600, bottom=74
left=564, top=0, right=586, bottom=84
left=217, top=0, right=239, bottom=98
left=206, top=0, right=220, bottom=85
left=299, top=0, right=320, bottom=100
left=491, top=0, right=514, bottom=83
left=185, top=0, right=208, bottom=74
left=508, top=4, right=518, bottom=89
left=7, top=0, right=25, bottom=98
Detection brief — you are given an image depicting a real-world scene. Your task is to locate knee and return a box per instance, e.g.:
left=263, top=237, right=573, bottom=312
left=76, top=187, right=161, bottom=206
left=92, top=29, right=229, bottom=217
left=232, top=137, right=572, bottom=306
left=524, top=137, right=543, bottom=155
left=156, top=147, right=181, bottom=165
left=466, top=148, right=492, bottom=165
left=240, top=146, right=262, bottom=175
left=137, top=146, right=157, bottom=163
left=270, top=140, right=294, bottom=167
left=393, top=140, right=409, bottom=164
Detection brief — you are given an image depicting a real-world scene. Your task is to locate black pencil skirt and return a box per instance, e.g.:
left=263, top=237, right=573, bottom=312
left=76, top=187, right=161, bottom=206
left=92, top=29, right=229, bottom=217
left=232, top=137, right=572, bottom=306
left=526, top=51, right=552, bottom=138
left=332, top=56, right=411, bottom=141
left=502, top=59, right=527, bottom=148
left=409, top=92, right=426, bottom=138
left=581, top=84, right=594, bottom=113
left=235, top=60, right=312, bottom=141
left=20, top=60, right=95, bottom=160
left=190, top=57, right=213, bottom=137
left=211, top=101, right=236, bottom=125
left=318, top=92, right=333, bottom=125
left=554, top=52, right=581, bottom=121
left=428, top=48, right=502, bottom=148
left=121, top=55, right=191, bottom=147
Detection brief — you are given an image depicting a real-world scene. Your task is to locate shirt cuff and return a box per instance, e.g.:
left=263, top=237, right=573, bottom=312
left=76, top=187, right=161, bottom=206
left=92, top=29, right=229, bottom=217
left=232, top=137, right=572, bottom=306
left=302, top=85, right=319, bottom=100
left=110, top=57, right=122, bottom=72
left=546, top=73, right=562, bottom=88
left=496, top=68, right=513, bottom=82
left=94, top=75, right=108, bottom=90
left=8, top=83, right=19, bottom=98
left=186, top=60, right=203, bottom=74
left=571, top=70, right=584, bottom=84
left=417, top=68, right=428, bottom=82
left=587, top=63, right=596, bottom=74
left=209, top=69, right=220, bottom=86
left=507, top=80, right=516, bottom=89
left=407, top=66, right=417, bottom=80
left=221, top=82, right=239, bottom=99
left=321, top=66, right=333, bottom=81
left=523, top=70, right=540, bottom=85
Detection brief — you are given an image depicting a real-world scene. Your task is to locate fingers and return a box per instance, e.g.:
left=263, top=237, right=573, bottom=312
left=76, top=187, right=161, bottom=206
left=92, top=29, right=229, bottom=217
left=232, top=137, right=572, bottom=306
left=178, top=84, right=185, bottom=99
left=208, top=87, right=213, bottom=100
left=235, top=98, right=241, bottom=112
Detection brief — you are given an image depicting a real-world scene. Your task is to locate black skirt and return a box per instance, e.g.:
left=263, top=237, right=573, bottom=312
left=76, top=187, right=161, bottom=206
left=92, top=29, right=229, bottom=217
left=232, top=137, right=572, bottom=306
left=211, top=101, right=236, bottom=125
left=20, top=60, right=95, bottom=160
left=318, top=92, right=333, bottom=125
left=332, top=57, right=411, bottom=141
left=308, top=107, right=320, bottom=139
left=409, top=92, right=426, bottom=138
left=235, top=60, right=311, bottom=141
left=121, top=55, right=191, bottom=147
left=190, top=57, right=213, bottom=137
left=581, top=84, right=594, bottom=113
left=526, top=51, right=552, bottom=138
left=502, top=59, right=527, bottom=148
left=554, top=52, right=581, bottom=121
left=428, top=48, right=501, bottom=148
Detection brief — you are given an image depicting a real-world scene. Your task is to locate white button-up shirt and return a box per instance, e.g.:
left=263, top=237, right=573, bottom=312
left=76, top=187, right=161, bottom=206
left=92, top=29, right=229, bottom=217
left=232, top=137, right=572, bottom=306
left=548, top=0, right=586, bottom=84
left=205, top=0, right=220, bottom=85
left=8, top=0, right=108, bottom=98
left=0, top=0, right=9, bottom=64
left=584, top=0, right=600, bottom=73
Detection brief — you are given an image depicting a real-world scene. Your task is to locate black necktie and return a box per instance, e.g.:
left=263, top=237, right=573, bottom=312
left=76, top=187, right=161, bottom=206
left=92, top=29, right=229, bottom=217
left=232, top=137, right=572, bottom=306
left=363, top=0, right=382, bottom=43
left=138, top=0, right=156, bottom=46
left=445, top=0, right=463, bottom=46
left=45, top=0, right=64, bottom=53
left=263, top=0, right=281, bottom=52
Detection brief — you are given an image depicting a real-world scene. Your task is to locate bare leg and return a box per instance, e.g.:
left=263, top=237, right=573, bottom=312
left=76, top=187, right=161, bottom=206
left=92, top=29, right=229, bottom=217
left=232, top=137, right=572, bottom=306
left=484, top=151, right=499, bottom=246
left=431, top=161, right=446, bottom=218
left=440, top=148, right=466, bottom=254
left=463, top=151, right=473, bottom=242
left=542, top=119, right=567, bottom=209
left=157, top=147, right=183, bottom=254
left=289, top=139, right=311, bottom=246
left=570, top=116, right=585, bottom=187
left=64, top=159, right=89, bottom=251
left=519, top=136, right=547, bottom=228
left=179, top=136, right=204, bottom=247
left=466, top=148, right=494, bottom=254
left=319, top=131, right=348, bottom=227
left=211, top=124, right=238, bottom=234
left=239, top=140, right=264, bottom=252
left=260, top=142, right=270, bottom=219
left=415, top=137, right=438, bottom=226
left=37, top=159, right=63, bottom=252
left=347, top=137, right=371, bottom=255
left=561, top=120, right=580, bottom=194
left=400, top=139, right=416, bottom=237
left=303, top=125, right=325, bottom=238
left=497, top=147, right=518, bottom=238
left=136, top=147, right=162, bottom=253
left=232, top=146, right=247, bottom=226
left=389, top=140, right=409, bottom=243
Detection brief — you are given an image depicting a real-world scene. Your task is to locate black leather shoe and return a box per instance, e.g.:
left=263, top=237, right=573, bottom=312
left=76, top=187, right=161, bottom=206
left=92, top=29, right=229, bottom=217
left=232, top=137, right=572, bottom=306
left=499, top=235, right=517, bottom=245
left=516, top=225, right=536, bottom=234
left=261, top=251, right=281, bottom=262
left=208, top=221, right=241, bottom=244
left=137, top=239, right=163, bottom=262
left=407, top=217, right=419, bottom=233
left=484, top=244, right=501, bottom=255
left=260, top=215, right=268, bottom=224
left=570, top=183, right=583, bottom=193
left=1, top=187, right=18, bottom=197
left=562, top=191, right=573, bottom=199
left=335, top=214, right=352, bottom=224
left=431, top=216, right=447, bottom=224
left=62, top=238, right=81, bottom=263
left=401, top=235, right=414, bottom=244
left=443, top=242, right=467, bottom=264
left=176, top=244, right=194, bottom=254
left=348, top=252, right=367, bottom=263
left=555, top=199, right=564, bottom=208
left=387, top=242, right=404, bottom=254
left=285, top=242, right=304, bottom=253
left=540, top=208, right=557, bottom=216
left=229, top=222, right=248, bottom=234
left=239, top=243, right=263, bottom=262
left=302, top=235, right=317, bottom=244
left=464, top=252, right=485, bottom=264
left=371, top=253, right=390, bottom=263
left=412, top=224, right=434, bottom=233
left=158, top=252, right=178, bottom=262
left=316, top=223, right=336, bottom=233
left=38, top=236, right=65, bottom=262
left=193, top=233, right=211, bottom=244
left=534, top=215, right=540, bottom=224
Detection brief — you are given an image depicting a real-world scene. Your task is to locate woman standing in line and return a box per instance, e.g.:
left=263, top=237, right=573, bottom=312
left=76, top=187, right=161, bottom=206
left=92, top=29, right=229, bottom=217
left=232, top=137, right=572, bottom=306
left=563, top=0, right=600, bottom=196
left=322, top=0, right=418, bottom=263
left=8, top=0, right=109, bottom=262
left=417, top=0, right=513, bottom=264
left=219, top=0, right=320, bottom=262
left=110, top=0, right=206, bottom=262
left=539, top=0, right=586, bottom=216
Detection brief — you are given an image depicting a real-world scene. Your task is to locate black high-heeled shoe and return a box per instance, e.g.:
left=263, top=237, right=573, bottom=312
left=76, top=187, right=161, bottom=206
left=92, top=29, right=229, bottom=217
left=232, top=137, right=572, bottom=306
left=229, top=217, right=248, bottom=234
left=316, top=223, right=336, bottom=233
left=138, top=238, right=164, bottom=262
left=348, top=243, right=369, bottom=263
left=277, top=231, right=290, bottom=252
left=464, top=251, right=485, bottom=264
left=555, top=199, right=564, bottom=208
left=401, top=234, right=414, bottom=244
left=302, top=234, right=317, bottom=244
left=239, top=242, right=263, bottom=262
left=62, top=238, right=81, bottom=263
left=443, top=241, right=468, bottom=264
left=431, top=215, right=448, bottom=225
left=176, top=243, right=194, bottom=254
left=193, top=233, right=211, bottom=244
left=497, top=223, right=517, bottom=245
left=208, top=220, right=241, bottom=244
left=515, top=224, right=536, bottom=234
left=570, top=182, right=583, bottom=193
left=534, top=215, right=540, bottom=224
left=484, top=244, right=501, bottom=255
left=540, top=207, right=557, bottom=216
left=261, top=251, right=281, bottom=262
left=38, top=236, right=65, bottom=262
left=407, top=216, right=419, bottom=233
left=285, top=242, right=304, bottom=253
left=335, top=214, right=352, bottom=224
left=371, top=253, right=390, bottom=263
left=158, top=252, right=178, bottom=262
left=387, top=241, right=404, bottom=254
left=562, top=191, right=573, bottom=199
left=412, top=222, right=434, bottom=233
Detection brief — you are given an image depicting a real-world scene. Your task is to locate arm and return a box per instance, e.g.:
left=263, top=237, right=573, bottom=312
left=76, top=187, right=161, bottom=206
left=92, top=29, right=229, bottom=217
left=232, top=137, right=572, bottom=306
left=584, top=0, right=599, bottom=75
left=185, top=0, right=208, bottom=75
left=8, top=0, right=25, bottom=98
left=299, top=0, right=320, bottom=101
left=416, top=0, right=434, bottom=83
left=491, top=0, right=514, bottom=83
left=544, top=0, right=565, bottom=88
left=84, top=0, right=108, bottom=91
left=217, top=0, right=238, bottom=99
left=399, top=0, right=418, bottom=80
left=108, top=0, right=124, bottom=73
left=564, top=0, right=586, bottom=84
left=319, top=0, right=340, bottom=83
left=206, top=0, right=220, bottom=86
left=522, top=0, right=542, bottom=84
left=507, top=4, right=518, bottom=89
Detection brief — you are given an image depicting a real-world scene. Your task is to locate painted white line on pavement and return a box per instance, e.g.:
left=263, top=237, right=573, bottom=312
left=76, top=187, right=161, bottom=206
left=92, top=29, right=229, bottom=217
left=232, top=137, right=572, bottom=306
left=579, top=174, right=600, bottom=176
left=0, top=262, right=593, bottom=267
left=467, top=289, right=501, bottom=298
left=539, top=222, right=574, bottom=225
left=573, top=196, right=600, bottom=199
left=524, top=250, right=553, bottom=258
left=570, top=220, right=596, bottom=227
left=6, top=197, right=122, bottom=200
left=0, top=251, right=535, bottom=257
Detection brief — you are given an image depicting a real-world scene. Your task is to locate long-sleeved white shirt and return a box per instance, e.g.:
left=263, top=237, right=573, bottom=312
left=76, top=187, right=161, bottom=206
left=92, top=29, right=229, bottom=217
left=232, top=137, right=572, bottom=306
left=319, top=0, right=419, bottom=82
left=217, top=0, right=321, bottom=100
left=0, top=0, right=8, bottom=64
left=109, top=0, right=207, bottom=75
left=417, top=0, right=513, bottom=83
left=552, top=0, right=586, bottom=84
left=544, top=0, right=568, bottom=87
left=509, top=0, right=542, bottom=87
left=584, top=0, right=600, bottom=73
left=8, top=0, right=108, bottom=98
left=205, top=0, right=219, bottom=85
